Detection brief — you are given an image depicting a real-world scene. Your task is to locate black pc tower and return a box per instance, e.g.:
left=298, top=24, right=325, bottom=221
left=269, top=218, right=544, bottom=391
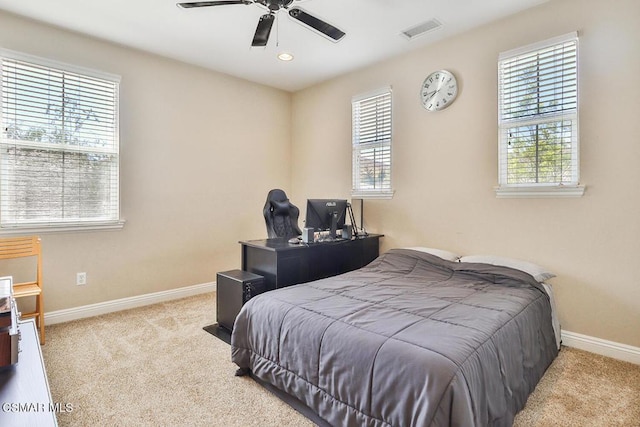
left=216, top=270, right=265, bottom=332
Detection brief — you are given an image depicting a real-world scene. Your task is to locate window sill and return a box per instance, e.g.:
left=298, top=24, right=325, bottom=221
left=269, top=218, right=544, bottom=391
left=0, top=220, right=126, bottom=235
left=495, top=185, right=585, bottom=198
left=351, top=190, right=395, bottom=200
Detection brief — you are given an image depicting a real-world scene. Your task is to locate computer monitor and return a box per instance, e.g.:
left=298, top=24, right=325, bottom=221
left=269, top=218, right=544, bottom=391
left=305, top=199, right=348, bottom=239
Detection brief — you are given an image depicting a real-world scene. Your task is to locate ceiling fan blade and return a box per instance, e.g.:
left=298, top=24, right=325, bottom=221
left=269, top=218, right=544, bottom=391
left=177, top=1, right=251, bottom=9
left=288, top=7, right=345, bottom=42
left=252, top=14, right=275, bottom=47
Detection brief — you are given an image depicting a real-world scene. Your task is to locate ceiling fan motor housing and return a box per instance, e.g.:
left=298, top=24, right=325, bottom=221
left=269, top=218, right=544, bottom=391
left=258, top=0, right=294, bottom=11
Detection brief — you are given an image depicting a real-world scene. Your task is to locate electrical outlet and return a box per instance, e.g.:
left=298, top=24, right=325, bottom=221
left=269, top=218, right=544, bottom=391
left=76, top=272, right=87, bottom=286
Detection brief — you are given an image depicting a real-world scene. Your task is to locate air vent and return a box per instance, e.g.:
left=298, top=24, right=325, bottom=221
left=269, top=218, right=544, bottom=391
left=400, top=18, right=442, bottom=40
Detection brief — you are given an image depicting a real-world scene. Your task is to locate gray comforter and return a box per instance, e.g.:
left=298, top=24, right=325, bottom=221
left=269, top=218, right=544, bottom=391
left=231, top=249, right=558, bottom=426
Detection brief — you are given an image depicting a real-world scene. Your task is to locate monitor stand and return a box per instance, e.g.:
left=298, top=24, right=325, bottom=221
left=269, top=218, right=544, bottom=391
left=329, top=212, right=339, bottom=239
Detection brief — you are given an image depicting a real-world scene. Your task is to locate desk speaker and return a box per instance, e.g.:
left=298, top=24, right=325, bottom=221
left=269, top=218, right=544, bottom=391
left=302, top=227, right=314, bottom=243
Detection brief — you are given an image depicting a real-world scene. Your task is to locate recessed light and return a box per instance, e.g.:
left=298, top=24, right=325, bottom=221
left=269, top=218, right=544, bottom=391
left=278, top=52, right=294, bottom=61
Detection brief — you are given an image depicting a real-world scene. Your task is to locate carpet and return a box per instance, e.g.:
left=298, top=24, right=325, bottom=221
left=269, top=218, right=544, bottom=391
left=40, top=293, right=640, bottom=426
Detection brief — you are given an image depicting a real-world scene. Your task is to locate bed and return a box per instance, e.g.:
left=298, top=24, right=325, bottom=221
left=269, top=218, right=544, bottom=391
left=231, top=248, right=559, bottom=426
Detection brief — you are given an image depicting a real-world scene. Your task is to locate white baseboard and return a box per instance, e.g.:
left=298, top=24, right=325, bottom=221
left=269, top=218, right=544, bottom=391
left=43, top=287, right=640, bottom=366
left=561, top=330, right=640, bottom=365
left=44, top=282, right=216, bottom=325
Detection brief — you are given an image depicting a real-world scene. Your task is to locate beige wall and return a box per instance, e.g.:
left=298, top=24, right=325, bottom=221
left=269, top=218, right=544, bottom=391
left=1, top=0, right=638, bottom=349
left=0, top=11, right=292, bottom=310
left=291, top=0, right=640, bottom=347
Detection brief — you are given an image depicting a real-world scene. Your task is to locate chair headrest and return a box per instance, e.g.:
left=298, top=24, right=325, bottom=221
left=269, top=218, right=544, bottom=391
left=270, top=199, right=291, bottom=215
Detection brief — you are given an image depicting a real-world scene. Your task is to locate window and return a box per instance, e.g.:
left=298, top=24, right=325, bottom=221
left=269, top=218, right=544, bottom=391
left=351, top=87, right=394, bottom=199
left=0, top=50, right=122, bottom=232
left=497, top=32, right=584, bottom=198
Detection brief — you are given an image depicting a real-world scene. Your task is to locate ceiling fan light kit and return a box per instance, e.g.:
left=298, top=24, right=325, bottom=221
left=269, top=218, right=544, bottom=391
left=177, top=0, right=345, bottom=48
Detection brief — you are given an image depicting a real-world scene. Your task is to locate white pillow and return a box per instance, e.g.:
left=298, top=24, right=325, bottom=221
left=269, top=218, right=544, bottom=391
left=404, top=247, right=460, bottom=262
left=458, top=255, right=555, bottom=282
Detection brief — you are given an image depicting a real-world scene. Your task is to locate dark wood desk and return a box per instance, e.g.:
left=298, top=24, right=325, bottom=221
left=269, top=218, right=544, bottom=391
left=0, top=319, right=57, bottom=426
left=240, top=234, right=382, bottom=291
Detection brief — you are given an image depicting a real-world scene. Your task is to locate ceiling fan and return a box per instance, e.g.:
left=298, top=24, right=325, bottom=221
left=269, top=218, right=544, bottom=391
left=177, top=0, right=346, bottom=47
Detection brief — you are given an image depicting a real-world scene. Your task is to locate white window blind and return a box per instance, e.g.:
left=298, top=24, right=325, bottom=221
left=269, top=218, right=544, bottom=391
left=497, top=32, right=583, bottom=197
left=352, top=87, right=393, bottom=199
left=0, top=50, right=121, bottom=231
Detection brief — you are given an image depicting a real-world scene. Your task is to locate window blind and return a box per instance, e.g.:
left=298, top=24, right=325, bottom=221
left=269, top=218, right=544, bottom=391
left=498, top=32, right=578, bottom=187
left=0, top=52, right=120, bottom=229
left=352, top=88, right=392, bottom=197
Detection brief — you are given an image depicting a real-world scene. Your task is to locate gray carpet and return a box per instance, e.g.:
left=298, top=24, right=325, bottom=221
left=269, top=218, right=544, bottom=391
left=41, top=293, right=640, bottom=426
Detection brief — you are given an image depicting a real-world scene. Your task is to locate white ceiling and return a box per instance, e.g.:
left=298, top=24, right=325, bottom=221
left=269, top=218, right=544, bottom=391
left=0, top=0, right=548, bottom=92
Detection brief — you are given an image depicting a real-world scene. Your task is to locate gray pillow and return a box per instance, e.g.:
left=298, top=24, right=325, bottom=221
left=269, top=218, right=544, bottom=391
left=404, top=247, right=460, bottom=262
left=459, top=255, right=555, bottom=282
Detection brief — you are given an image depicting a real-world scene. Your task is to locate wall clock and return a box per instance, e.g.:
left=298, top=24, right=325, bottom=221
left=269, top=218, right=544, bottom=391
left=420, top=70, right=458, bottom=112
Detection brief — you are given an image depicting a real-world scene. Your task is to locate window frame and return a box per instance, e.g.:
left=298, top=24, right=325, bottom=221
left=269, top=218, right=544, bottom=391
left=0, top=49, right=124, bottom=234
left=351, top=86, right=394, bottom=200
left=495, top=32, right=585, bottom=198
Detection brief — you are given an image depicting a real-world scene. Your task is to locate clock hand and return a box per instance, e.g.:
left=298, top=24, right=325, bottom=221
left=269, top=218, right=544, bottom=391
left=423, top=90, right=437, bottom=99
left=425, top=89, right=440, bottom=101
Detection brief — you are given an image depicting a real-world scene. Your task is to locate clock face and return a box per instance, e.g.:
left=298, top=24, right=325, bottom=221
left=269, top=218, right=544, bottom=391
left=420, top=70, right=458, bottom=111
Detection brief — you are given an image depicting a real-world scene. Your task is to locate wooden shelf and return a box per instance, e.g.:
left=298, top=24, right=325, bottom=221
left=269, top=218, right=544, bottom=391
left=13, top=282, right=41, bottom=298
